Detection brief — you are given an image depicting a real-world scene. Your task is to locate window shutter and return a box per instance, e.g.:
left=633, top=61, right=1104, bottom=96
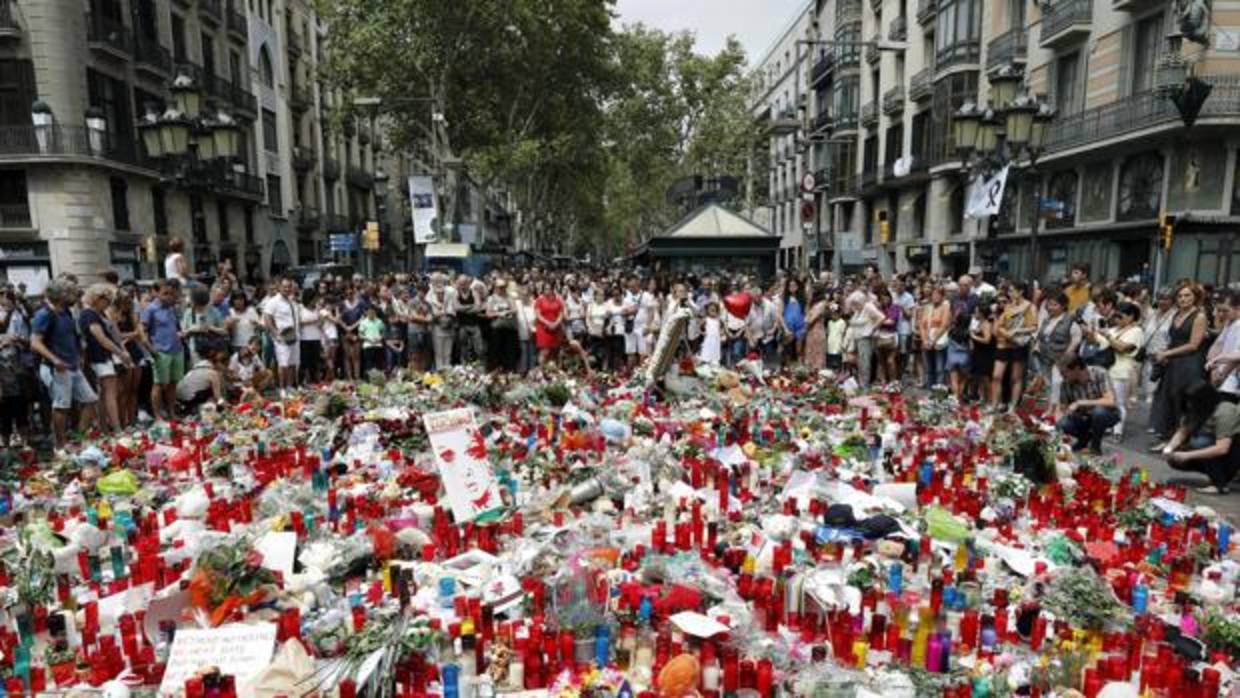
left=1118, top=24, right=1135, bottom=99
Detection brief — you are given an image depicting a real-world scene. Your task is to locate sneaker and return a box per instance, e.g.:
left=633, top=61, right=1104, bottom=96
left=1149, top=441, right=1168, bottom=453
left=1195, top=484, right=1230, bottom=495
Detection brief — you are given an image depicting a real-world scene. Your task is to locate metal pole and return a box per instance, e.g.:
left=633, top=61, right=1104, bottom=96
left=1030, top=169, right=1041, bottom=284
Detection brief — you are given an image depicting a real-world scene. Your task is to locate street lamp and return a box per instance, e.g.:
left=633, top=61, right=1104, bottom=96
left=952, top=101, right=983, bottom=159
left=988, top=64, right=1023, bottom=109
left=139, top=107, right=163, bottom=158
left=170, top=73, right=202, bottom=119
left=157, top=108, right=191, bottom=157
left=212, top=112, right=241, bottom=160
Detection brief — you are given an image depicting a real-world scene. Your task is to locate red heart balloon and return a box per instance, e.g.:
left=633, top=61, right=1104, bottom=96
left=723, top=292, right=752, bottom=320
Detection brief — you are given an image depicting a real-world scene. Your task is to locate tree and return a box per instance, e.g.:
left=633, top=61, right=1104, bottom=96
left=314, top=0, right=615, bottom=246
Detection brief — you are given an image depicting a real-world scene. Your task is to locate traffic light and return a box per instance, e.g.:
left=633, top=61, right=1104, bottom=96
left=877, top=210, right=890, bottom=245
left=1160, top=213, right=1176, bottom=251
left=363, top=222, right=380, bottom=251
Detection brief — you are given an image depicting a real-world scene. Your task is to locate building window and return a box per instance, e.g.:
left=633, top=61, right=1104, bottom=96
left=1132, top=13, right=1164, bottom=95
left=1055, top=51, right=1081, bottom=116
left=0, top=171, right=29, bottom=228
left=110, top=177, right=129, bottom=231
left=201, top=32, right=217, bottom=79
left=190, top=194, right=207, bottom=243
left=152, top=186, right=168, bottom=235
left=88, top=69, right=135, bottom=160
left=1046, top=170, right=1079, bottom=228
left=135, top=0, right=158, bottom=42
left=935, top=0, right=981, bottom=68
left=0, top=60, right=36, bottom=126
left=259, top=46, right=275, bottom=87
left=267, top=174, right=283, bottom=215
left=172, top=14, right=187, bottom=62
left=262, top=108, right=278, bottom=153
left=218, top=201, right=230, bottom=241
left=930, top=71, right=977, bottom=163
left=230, top=51, right=243, bottom=86
left=884, top=124, right=903, bottom=168
left=833, top=75, right=860, bottom=125
left=244, top=204, right=255, bottom=244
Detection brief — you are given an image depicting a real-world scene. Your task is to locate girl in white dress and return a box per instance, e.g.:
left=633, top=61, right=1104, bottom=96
left=699, top=302, right=723, bottom=365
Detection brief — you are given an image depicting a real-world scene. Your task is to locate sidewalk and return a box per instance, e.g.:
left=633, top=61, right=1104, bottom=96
left=1107, top=401, right=1240, bottom=524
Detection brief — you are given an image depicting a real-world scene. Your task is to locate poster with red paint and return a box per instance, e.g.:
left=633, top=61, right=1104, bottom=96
left=423, top=408, right=503, bottom=523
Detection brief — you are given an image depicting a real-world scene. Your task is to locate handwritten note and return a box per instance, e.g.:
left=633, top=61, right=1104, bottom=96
left=423, top=408, right=502, bottom=522
left=159, top=623, right=277, bottom=697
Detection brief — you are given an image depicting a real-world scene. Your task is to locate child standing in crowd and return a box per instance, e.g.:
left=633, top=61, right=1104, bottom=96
left=359, top=306, right=385, bottom=375
left=699, top=302, right=722, bottom=365
left=826, top=304, right=847, bottom=371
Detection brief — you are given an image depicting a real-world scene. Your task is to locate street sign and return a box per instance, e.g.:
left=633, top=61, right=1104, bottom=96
left=801, top=201, right=816, bottom=223
left=329, top=233, right=357, bottom=252
left=801, top=172, right=816, bottom=192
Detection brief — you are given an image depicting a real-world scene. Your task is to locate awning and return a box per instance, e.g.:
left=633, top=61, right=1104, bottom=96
left=424, top=243, right=472, bottom=258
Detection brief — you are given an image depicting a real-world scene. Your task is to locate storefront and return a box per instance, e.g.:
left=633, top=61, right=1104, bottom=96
left=939, top=242, right=970, bottom=280
left=904, top=244, right=932, bottom=274
left=0, top=241, right=52, bottom=295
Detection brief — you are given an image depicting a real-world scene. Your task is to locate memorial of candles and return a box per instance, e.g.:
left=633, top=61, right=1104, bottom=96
left=0, top=367, right=1236, bottom=698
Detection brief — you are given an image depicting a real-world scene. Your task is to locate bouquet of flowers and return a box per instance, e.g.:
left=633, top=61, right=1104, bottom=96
left=189, top=537, right=279, bottom=626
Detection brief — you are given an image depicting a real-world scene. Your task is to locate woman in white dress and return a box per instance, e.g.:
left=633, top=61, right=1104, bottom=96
left=699, top=302, right=723, bottom=365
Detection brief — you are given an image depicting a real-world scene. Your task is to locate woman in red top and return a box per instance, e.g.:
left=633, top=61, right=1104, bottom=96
left=534, top=282, right=565, bottom=366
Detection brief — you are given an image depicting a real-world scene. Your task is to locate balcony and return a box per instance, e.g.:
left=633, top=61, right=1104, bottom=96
left=861, top=168, right=878, bottom=189
left=0, top=0, right=21, bottom=40
left=916, top=0, right=936, bottom=25
left=323, top=214, right=349, bottom=232
left=322, top=157, right=340, bottom=181
left=810, top=52, right=835, bottom=86
left=936, top=39, right=981, bottom=72
left=865, top=36, right=881, bottom=64
left=909, top=68, right=933, bottom=101
left=292, top=145, right=315, bottom=172
left=0, top=125, right=147, bottom=168
left=883, top=86, right=905, bottom=115
left=290, top=83, right=312, bottom=113
left=834, top=111, right=859, bottom=133
left=215, top=170, right=264, bottom=200
left=836, top=0, right=862, bottom=25
left=860, top=101, right=878, bottom=127
left=227, top=5, right=247, bottom=39
left=829, top=174, right=858, bottom=200
left=0, top=204, right=30, bottom=228
left=133, top=36, right=172, bottom=78
left=232, top=85, right=257, bottom=116
left=86, top=14, right=133, bottom=60
left=198, top=0, right=222, bottom=26
left=766, top=107, right=800, bottom=135
left=296, top=207, right=321, bottom=232
left=986, top=27, right=1028, bottom=71
left=888, top=15, right=907, bottom=42
left=203, top=74, right=233, bottom=106
left=1045, top=76, right=1240, bottom=153
left=812, top=110, right=833, bottom=133
left=1039, top=0, right=1091, bottom=49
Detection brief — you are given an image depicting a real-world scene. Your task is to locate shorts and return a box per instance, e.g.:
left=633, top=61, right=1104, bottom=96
left=625, top=332, right=646, bottom=355
left=996, top=346, right=1030, bottom=364
left=39, top=366, right=98, bottom=410
left=92, top=360, right=116, bottom=379
left=273, top=339, right=301, bottom=368
left=946, top=346, right=971, bottom=371
left=152, top=351, right=185, bottom=385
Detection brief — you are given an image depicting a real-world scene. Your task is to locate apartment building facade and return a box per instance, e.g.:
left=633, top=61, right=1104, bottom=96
left=0, top=0, right=418, bottom=289
left=768, top=0, right=1240, bottom=284
left=749, top=1, right=817, bottom=273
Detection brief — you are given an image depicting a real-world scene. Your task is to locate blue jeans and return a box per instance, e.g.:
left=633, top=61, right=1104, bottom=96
left=518, top=339, right=536, bottom=374
left=922, top=349, right=946, bottom=388
left=1058, top=406, right=1121, bottom=452
left=726, top=337, right=748, bottom=367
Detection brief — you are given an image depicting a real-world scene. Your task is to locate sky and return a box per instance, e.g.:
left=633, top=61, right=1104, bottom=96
left=613, top=0, right=810, bottom=64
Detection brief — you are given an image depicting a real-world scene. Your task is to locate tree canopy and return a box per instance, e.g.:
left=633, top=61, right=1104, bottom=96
left=314, top=0, right=760, bottom=257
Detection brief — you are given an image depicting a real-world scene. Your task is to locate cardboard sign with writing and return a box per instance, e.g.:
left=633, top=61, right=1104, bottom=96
left=423, top=408, right=502, bottom=523
left=158, top=623, right=278, bottom=697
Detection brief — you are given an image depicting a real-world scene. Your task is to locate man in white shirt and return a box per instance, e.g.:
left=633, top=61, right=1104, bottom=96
left=1207, top=290, right=1240, bottom=401
left=622, top=277, right=643, bottom=366
left=262, top=277, right=301, bottom=391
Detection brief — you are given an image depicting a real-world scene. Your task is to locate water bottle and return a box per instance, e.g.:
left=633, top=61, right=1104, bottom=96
left=1132, top=583, right=1148, bottom=614
left=1220, top=523, right=1232, bottom=555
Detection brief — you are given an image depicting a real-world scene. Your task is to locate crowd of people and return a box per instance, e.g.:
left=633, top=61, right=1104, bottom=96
left=1, top=259, right=1238, bottom=493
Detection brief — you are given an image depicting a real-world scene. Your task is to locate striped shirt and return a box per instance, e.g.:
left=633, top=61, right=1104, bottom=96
left=1060, top=365, right=1114, bottom=408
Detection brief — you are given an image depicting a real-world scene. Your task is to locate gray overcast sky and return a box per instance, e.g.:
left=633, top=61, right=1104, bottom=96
left=613, top=0, right=810, bottom=64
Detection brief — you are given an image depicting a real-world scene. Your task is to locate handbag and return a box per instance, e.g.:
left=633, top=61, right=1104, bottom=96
left=875, top=330, right=897, bottom=350
left=1079, top=341, right=1116, bottom=368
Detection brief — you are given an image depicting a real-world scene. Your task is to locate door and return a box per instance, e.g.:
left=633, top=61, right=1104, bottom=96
left=1116, top=239, right=1149, bottom=282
